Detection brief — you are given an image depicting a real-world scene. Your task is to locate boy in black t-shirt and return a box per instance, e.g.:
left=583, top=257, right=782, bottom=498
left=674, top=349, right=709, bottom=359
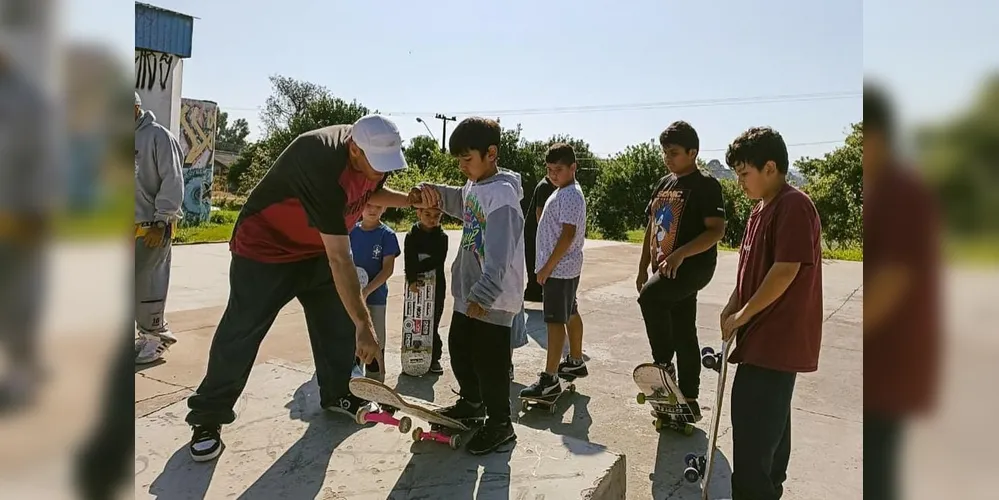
left=636, top=120, right=726, bottom=421
left=524, top=175, right=555, bottom=302
left=403, top=207, right=448, bottom=374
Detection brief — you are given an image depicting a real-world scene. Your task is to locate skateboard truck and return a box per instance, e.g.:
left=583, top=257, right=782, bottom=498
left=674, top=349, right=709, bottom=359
left=683, top=452, right=707, bottom=483
left=356, top=407, right=412, bottom=434
left=701, top=347, right=723, bottom=372
left=412, top=426, right=461, bottom=450
left=520, top=383, right=576, bottom=414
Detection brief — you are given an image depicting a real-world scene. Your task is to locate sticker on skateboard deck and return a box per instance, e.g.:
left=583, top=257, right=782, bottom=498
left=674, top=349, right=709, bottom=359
left=633, top=363, right=697, bottom=435
left=683, top=341, right=732, bottom=499
left=519, top=383, right=576, bottom=415
left=401, top=270, right=435, bottom=376
left=349, top=377, right=473, bottom=450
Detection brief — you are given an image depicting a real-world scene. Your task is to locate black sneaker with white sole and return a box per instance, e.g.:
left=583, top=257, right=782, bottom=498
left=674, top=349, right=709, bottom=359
left=440, top=397, right=486, bottom=424
left=189, top=425, right=223, bottom=462
left=467, top=419, right=516, bottom=455
left=324, top=393, right=379, bottom=418
left=519, top=372, right=562, bottom=400
left=429, top=360, right=444, bottom=374
left=557, top=357, right=588, bottom=380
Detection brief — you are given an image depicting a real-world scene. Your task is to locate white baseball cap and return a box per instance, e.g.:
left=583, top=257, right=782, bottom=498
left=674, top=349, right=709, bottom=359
left=351, top=114, right=408, bottom=173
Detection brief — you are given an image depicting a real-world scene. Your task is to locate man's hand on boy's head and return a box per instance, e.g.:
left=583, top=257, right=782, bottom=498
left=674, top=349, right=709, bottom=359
left=466, top=301, right=487, bottom=319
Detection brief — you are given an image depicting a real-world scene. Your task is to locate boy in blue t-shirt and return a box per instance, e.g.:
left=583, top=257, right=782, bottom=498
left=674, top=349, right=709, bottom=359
left=350, top=203, right=401, bottom=382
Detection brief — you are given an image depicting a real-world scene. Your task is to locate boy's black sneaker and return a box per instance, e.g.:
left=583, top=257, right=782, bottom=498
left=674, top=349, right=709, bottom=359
left=429, top=360, right=444, bottom=374
left=467, top=419, right=516, bottom=455
left=189, top=424, right=223, bottom=462
left=685, top=399, right=703, bottom=423
left=557, top=357, right=588, bottom=380
left=509, top=364, right=514, bottom=381
left=519, top=372, right=562, bottom=400
left=323, top=393, right=379, bottom=418
left=440, top=398, right=486, bottom=423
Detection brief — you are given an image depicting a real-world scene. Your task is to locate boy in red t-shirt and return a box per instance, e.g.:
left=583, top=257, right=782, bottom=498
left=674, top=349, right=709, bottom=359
left=720, top=126, right=823, bottom=500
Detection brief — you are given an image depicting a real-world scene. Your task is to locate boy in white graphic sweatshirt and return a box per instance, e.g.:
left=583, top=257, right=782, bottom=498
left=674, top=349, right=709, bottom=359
left=418, top=117, right=525, bottom=455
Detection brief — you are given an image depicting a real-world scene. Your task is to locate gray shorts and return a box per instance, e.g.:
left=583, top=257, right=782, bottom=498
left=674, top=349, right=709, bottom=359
left=542, top=277, right=580, bottom=324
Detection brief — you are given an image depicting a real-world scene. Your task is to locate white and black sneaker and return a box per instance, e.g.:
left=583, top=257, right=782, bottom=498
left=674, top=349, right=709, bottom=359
left=519, top=372, right=562, bottom=400
left=557, top=356, right=588, bottom=380
left=324, top=393, right=379, bottom=418
left=189, top=425, right=223, bottom=462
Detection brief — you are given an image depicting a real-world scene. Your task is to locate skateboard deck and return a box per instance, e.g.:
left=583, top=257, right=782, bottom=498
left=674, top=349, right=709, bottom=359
left=401, top=270, right=435, bottom=376
left=348, top=377, right=472, bottom=449
left=683, top=341, right=732, bottom=499
left=633, top=363, right=696, bottom=435
left=519, top=382, right=576, bottom=415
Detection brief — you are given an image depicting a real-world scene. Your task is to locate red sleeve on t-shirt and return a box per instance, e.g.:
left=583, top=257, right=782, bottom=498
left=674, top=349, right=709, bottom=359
left=773, top=192, right=821, bottom=266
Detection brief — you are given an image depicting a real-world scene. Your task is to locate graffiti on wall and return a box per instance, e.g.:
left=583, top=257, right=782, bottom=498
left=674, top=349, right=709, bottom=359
left=134, top=50, right=175, bottom=92
left=179, top=98, right=218, bottom=225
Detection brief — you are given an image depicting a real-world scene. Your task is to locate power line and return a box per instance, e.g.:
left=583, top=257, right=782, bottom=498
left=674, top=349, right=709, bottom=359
left=217, top=90, right=861, bottom=117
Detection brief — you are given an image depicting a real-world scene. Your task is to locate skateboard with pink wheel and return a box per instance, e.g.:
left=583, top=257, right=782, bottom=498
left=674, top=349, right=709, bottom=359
left=633, top=363, right=697, bottom=435
left=349, top=377, right=474, bottom=450
left=683, top=340, right=732, bottom=499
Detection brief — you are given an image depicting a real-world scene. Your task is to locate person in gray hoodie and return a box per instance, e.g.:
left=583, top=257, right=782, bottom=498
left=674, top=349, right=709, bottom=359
left=133, top=91, right=184, bottom=365
left=419, top=117, right=526, bottom=455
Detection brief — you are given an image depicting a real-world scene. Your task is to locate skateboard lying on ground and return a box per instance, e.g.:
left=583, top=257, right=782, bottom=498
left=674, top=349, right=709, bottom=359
left=401, top=271, right=435, bottom=376
left=683, top=341, right=731, bottom=499
left=633, top=363, right=697, bottom=435
left=349, top=377, right=475, bottom=450
left=519, top=383, right=576, bottom=414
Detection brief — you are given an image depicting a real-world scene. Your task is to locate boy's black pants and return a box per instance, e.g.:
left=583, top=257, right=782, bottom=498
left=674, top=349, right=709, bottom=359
left=731, top=363, right=798, bottom=500
left=448, top=311, right=511, bottom=423
left=637, top=262, right=715, bottom=399
left=186, top=254, right=356, bottom=426
left=864, top=412, right=903, bottom=500
left=432, top=280, right=445, bottom=363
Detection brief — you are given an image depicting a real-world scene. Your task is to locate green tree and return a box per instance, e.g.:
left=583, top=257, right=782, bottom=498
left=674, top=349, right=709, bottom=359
left=589, top=141, right=664, bottom=240
left=216, top=110, right=250, bottom=152
left=718, top=179, right=755, bottom=247
left=796, top=123, right=863, bottom=248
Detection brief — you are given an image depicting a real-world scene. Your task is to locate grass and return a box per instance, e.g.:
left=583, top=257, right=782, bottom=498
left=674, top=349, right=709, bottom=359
left=624, top=228, right=864, bottom=261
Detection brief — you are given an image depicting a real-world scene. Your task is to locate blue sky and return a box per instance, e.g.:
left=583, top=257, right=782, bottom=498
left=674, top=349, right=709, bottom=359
left=80, top=0, right=995, bottom=164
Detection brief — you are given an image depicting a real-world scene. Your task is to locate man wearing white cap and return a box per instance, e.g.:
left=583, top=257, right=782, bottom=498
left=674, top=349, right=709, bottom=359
left=184, top=114, right=439, bottom=462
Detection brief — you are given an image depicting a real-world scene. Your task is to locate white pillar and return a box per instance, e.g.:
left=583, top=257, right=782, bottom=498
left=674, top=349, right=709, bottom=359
left=134, top=49, right=184, bottom=138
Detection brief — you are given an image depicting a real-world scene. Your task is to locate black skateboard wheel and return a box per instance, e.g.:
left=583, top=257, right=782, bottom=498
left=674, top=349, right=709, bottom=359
left=701, top=347, right=715, bottom=356
left=683, top=466, right=701, bottom=483
left=449, top=434, right=461, bottom=450
left=398, top=416, right=412, bottom=434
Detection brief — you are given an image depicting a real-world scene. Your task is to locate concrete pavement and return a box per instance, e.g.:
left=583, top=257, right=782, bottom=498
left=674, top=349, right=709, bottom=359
left=134, top=231, right=865, bottom=499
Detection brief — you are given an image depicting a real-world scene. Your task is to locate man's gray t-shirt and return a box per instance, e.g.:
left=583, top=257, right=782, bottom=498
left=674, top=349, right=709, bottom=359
left=536, top=182, right=587, bottom=279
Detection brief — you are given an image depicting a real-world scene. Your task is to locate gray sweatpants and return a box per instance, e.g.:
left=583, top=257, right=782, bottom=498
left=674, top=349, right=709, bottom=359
left=135, top=237, right=175, bottom=341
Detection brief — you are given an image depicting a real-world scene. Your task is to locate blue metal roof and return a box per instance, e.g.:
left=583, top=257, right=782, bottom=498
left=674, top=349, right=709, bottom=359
left=135, top=2, right=194, bottom=58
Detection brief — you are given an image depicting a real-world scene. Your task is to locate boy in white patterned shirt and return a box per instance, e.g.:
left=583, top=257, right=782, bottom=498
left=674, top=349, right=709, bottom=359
left=519, top=143, right=588, bottom=400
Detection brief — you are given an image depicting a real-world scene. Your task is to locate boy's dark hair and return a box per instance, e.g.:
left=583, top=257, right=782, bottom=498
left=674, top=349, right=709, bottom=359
left=659, top=121, right=700, bottom=153
left=864, top=82, right=894, bottom=143
left=448, top=117, right=501, bottom=157
left=725, top=126, right=790, bottom=174
left=544, top=143, right=576, bottom=165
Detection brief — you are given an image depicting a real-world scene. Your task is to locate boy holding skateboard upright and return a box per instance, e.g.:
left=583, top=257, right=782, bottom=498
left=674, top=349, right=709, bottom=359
left=519, top=143, right=588, bottom=401
left=416, top=117, right=526, bottom=455
left=350, top=203, right=401, bottom=383
left=403, top=207, right=448, bottom=374
left=637, top=121, right=727, bottom=422
left=720, top=126, right=823, bottom=500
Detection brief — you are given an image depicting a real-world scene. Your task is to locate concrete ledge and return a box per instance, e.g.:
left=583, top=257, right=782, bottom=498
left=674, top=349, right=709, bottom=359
left=135, top=361, right=627, bottom=499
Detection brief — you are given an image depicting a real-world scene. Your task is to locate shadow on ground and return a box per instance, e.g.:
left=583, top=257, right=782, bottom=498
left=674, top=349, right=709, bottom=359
left=394, top=371, right=442, bottom=402
left=523, top=308, right=591, bottom=362
left=650, top=425, right=732, bottom=499
left=390, top=434, right=516, bottom=500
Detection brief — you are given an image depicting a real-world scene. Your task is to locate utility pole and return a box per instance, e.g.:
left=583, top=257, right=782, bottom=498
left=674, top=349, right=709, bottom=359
left=434, top=113, right=456, bottom=153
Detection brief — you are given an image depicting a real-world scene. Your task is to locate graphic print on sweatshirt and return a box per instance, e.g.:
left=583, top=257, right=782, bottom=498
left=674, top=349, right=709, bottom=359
left=461, top=193, right=487, bottom=267
left=649, top=188, right=689, bottom=259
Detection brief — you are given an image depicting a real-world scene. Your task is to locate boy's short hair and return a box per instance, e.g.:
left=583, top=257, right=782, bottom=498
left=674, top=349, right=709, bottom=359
left=659, top=121, right=700, bottom=152
left=544, top=143, right=576, bottom=165
left=864, top=82, right=894, bottom=143
left=448, top=117, right=501, bottom=157
left=725, top=126, right=790, bottom=174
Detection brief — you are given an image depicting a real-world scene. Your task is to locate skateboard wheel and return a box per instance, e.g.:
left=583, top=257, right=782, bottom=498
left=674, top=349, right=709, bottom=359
left=654, top=417, right=663, bottom=431
left=636, top=393, right=646, bottom=405
left=667, top=394, right=677, bottom=405
left=701, top=347, right=715, bottom=356
left=548, top=403, right=557, bottom=415
left=684, top=452, right=697, bottom=466
left=355, top=408, right=370, bottom=426
left=683, top=423, right=694, bottom=436
left=412, top=427, right=424, bottom=442
left=566, top=384, right=576, bottom=393
left=398, top=416, right=413, bottom=434
left=683, top=466, right=701, bottom=483
left=521, top=400, right=529, bottom=411
left=449, top=434, right=461, bottom=450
